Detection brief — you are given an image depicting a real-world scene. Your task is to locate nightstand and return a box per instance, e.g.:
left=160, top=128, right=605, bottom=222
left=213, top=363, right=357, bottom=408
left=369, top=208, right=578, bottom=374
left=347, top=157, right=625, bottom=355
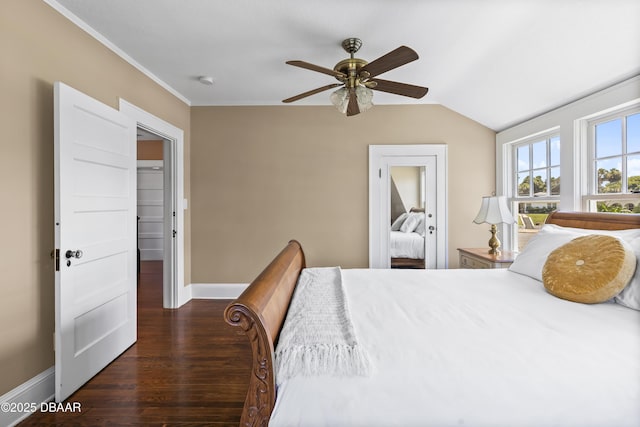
left=458, top=248, right=516, bottom=269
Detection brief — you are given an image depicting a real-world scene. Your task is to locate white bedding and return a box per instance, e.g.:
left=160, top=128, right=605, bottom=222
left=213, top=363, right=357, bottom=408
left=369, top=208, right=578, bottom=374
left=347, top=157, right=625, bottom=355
left=270, top=268, right=640, bottom=427
left=390, top=230, right=424, bottom=259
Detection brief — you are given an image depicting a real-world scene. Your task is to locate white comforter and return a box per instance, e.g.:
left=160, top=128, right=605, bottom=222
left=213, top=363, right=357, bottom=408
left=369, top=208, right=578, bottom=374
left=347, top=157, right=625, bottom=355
left=270, top=268, right=640, bottom=427
left=390, top=230, right=424, bottom=259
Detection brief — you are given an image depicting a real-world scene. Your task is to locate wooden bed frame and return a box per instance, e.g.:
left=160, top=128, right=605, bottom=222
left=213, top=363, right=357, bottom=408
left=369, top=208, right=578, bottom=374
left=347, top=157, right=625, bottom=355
left=224, top=212, right=640, bottom=426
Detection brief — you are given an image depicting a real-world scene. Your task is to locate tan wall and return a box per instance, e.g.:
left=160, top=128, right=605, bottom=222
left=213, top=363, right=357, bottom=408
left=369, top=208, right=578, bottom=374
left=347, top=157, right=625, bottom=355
left=137, top=140, right=164, bottom=160
left=391, top=166, right=421, bottom=211
left=0, top=0, right=191, bottom=395
left=191, top=105, right=496, bottom=284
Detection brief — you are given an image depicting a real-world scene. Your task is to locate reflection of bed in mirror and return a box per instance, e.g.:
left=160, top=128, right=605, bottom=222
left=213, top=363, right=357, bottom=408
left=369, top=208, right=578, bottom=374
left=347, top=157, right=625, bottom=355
left=390, top=207, right=425, bottom=269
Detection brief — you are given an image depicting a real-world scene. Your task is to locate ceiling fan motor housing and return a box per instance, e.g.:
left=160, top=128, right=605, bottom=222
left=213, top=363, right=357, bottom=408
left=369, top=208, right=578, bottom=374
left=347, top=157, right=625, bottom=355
left=333, top=57, right=368, bottom=85
left=341, top=38, right=362, bottom=55
left=336, top=38, right=370, bottom=87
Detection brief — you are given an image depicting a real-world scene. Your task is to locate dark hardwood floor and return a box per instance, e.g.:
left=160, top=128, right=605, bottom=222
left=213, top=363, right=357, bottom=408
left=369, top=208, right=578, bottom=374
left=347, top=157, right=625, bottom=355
left=20, top=261, right=251, bottom=426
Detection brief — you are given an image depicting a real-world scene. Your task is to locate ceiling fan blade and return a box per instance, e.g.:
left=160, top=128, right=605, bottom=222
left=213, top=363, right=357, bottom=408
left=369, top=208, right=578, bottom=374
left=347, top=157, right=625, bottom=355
left=282, top=83, right=343, bottom=103
left=360, top=46, right=419, bottom=78
left=286, top=60, right=347, bottom=79
left=346, top=87, right=360, bottom=116
left=370, top=78, right=429, bottom=99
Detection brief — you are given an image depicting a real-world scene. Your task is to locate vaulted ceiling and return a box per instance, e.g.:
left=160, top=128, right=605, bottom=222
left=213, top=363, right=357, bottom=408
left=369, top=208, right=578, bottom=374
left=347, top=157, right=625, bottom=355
left=51, top=0, right=640, bottom=131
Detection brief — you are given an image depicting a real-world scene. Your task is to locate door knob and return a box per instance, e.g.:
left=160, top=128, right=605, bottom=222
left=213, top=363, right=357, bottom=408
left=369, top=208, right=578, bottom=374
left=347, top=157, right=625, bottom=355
left=65, top=250, right=83, bottom=259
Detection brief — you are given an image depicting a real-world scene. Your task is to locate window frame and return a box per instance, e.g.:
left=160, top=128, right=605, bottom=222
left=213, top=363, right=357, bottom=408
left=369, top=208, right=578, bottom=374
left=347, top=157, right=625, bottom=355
left=507, top=130, right=560, bottom=250
left=583, top=106, right=640, bottom=211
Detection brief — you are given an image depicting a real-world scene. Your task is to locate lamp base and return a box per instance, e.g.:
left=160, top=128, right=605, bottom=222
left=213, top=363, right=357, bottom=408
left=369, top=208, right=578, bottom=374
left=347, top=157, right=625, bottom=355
left=488, top=224, right=501, bottom=255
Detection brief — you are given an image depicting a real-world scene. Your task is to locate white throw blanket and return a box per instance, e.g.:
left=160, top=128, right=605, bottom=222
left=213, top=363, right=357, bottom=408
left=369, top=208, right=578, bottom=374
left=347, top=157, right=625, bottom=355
left=274, top=267, right=371, bottom=385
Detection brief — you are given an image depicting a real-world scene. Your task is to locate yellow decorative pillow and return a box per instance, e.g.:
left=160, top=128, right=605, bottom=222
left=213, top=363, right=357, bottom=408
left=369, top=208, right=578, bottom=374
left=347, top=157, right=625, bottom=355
left=542, top=234, right=636, bottom=304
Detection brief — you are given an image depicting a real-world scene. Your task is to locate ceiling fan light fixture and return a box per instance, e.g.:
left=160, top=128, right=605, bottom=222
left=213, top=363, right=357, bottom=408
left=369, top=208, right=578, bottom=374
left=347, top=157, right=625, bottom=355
left=330, top=85, right=373, bottom=115
left=355, top=85, right=374, bottom=112
left=330, top=87, right=349, bottom=114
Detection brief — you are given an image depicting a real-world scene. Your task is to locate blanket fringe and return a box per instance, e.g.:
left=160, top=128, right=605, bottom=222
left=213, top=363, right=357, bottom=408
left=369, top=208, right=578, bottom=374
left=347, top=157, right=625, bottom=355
left=276, top=343, right=371, bottom=381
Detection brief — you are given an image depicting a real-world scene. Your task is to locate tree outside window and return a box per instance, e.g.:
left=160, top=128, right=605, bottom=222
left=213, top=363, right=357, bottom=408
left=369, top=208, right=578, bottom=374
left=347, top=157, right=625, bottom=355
left=588, top=111, right=640, bottom=213
left=516, top=135, right=560, bottom=198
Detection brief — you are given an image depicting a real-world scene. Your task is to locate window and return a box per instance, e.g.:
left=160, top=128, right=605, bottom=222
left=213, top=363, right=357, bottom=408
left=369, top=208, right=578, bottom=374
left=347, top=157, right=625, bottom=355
left=516, top=135, right=560, bottom=197
left=585, top=108, right=640, bottom=213
left=497, top=78, right=639, bottom=253
left=512, top=134, right=559, bottom=250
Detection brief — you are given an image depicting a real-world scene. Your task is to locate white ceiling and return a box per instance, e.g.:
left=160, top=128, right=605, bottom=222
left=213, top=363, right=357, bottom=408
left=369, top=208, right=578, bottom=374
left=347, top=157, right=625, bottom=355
left=51, top=0, right=640, bottom=131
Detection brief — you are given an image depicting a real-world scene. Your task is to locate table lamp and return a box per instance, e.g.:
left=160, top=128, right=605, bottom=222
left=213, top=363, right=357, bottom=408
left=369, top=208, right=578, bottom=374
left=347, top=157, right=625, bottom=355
left=473, top=196, right=516, bottom=255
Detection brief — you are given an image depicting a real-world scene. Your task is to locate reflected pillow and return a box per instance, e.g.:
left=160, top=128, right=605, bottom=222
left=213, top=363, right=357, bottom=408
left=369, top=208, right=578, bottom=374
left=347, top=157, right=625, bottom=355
left=542, top=235, right=636, bottom=304
left=414, top=214, right=426, bottom=236
left=391, top=213, right=408, bottom=231
left=400, top=213, right=422, bottom=233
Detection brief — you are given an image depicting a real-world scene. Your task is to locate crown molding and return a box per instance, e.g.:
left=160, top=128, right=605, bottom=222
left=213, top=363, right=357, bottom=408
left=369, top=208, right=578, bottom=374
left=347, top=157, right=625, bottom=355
left=42, top=0, right=191, bottom=106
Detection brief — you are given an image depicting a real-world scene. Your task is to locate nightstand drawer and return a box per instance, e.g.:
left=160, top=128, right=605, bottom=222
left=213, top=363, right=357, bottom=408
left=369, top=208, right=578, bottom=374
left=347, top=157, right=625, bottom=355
left=460, top=254, right=491, bottom=269
left=457, top=248, right=515, bottom=269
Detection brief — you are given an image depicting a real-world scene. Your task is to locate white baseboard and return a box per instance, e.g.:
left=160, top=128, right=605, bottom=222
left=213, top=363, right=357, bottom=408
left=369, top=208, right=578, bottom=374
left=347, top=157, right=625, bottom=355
left=177, top=282, right=193, bottom=307
left=175, top=283, right=247, bottom=307
left=190, top=283, right=249, bottom=299
left=0, top=367, right=55, bottom=427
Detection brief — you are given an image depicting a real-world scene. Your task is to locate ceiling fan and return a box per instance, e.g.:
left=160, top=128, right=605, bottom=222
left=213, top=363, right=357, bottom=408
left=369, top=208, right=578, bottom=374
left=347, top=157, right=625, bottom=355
left=283, top=38, right=429, bottom=117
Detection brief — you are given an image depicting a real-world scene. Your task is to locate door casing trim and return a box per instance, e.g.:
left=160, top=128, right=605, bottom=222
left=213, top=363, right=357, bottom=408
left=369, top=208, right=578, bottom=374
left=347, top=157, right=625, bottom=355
left=119, top=99, right=185, bottom=309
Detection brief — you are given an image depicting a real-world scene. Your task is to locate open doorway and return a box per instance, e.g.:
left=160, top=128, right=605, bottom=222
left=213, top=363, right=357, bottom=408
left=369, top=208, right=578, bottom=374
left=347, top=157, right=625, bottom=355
left=120, top=99, right=185, bottom=309
left=136, top=129, right=167, bottom=297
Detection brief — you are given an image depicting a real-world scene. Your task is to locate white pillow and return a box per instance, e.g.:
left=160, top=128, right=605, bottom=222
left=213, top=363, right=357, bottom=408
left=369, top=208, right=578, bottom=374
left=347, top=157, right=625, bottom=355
left=508, top=226, right=578, bottom=281
left=617, top=270, right=640, bottom=310
left=509, top=223, right=640, bottom=310
left=400, top=212, right=422, bottom=233
left=414, top=214, right=426, bottom=236
left=391, top=213, right=408, bottom=231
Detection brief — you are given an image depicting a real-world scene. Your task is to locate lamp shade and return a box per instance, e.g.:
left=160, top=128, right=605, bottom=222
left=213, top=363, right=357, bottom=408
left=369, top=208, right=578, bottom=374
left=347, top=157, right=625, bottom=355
left=473, top=196, right=516, bottom=225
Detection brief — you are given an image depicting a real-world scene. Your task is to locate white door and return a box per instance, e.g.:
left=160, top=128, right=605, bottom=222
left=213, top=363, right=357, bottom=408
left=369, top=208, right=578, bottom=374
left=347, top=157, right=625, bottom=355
left=369, top=145, right=448, bottom=269
left=54, top=82, right=137, bottom=401
left=379, top=156, right=437, bottom=268
left=389, top=160, right=438, bottom=267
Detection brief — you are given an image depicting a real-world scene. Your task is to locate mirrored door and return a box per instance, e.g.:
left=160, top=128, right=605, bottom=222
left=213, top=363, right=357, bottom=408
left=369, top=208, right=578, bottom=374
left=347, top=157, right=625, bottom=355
left=388, top=161, right=436, bottom=269
left=390, top=166, right=426, bottom=268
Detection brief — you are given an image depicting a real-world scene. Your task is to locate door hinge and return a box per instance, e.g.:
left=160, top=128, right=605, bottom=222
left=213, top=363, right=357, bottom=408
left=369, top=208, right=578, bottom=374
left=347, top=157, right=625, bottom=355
left=51, top=249, right=60, bottom=271
left=379, top=168, right=382, bottom=178
left=172, top=230, right=177, bottom=238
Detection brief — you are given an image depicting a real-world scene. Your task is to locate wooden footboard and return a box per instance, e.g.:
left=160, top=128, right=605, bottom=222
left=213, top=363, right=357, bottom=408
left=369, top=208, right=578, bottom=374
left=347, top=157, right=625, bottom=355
left=224, top=240, right=306, bottom=427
